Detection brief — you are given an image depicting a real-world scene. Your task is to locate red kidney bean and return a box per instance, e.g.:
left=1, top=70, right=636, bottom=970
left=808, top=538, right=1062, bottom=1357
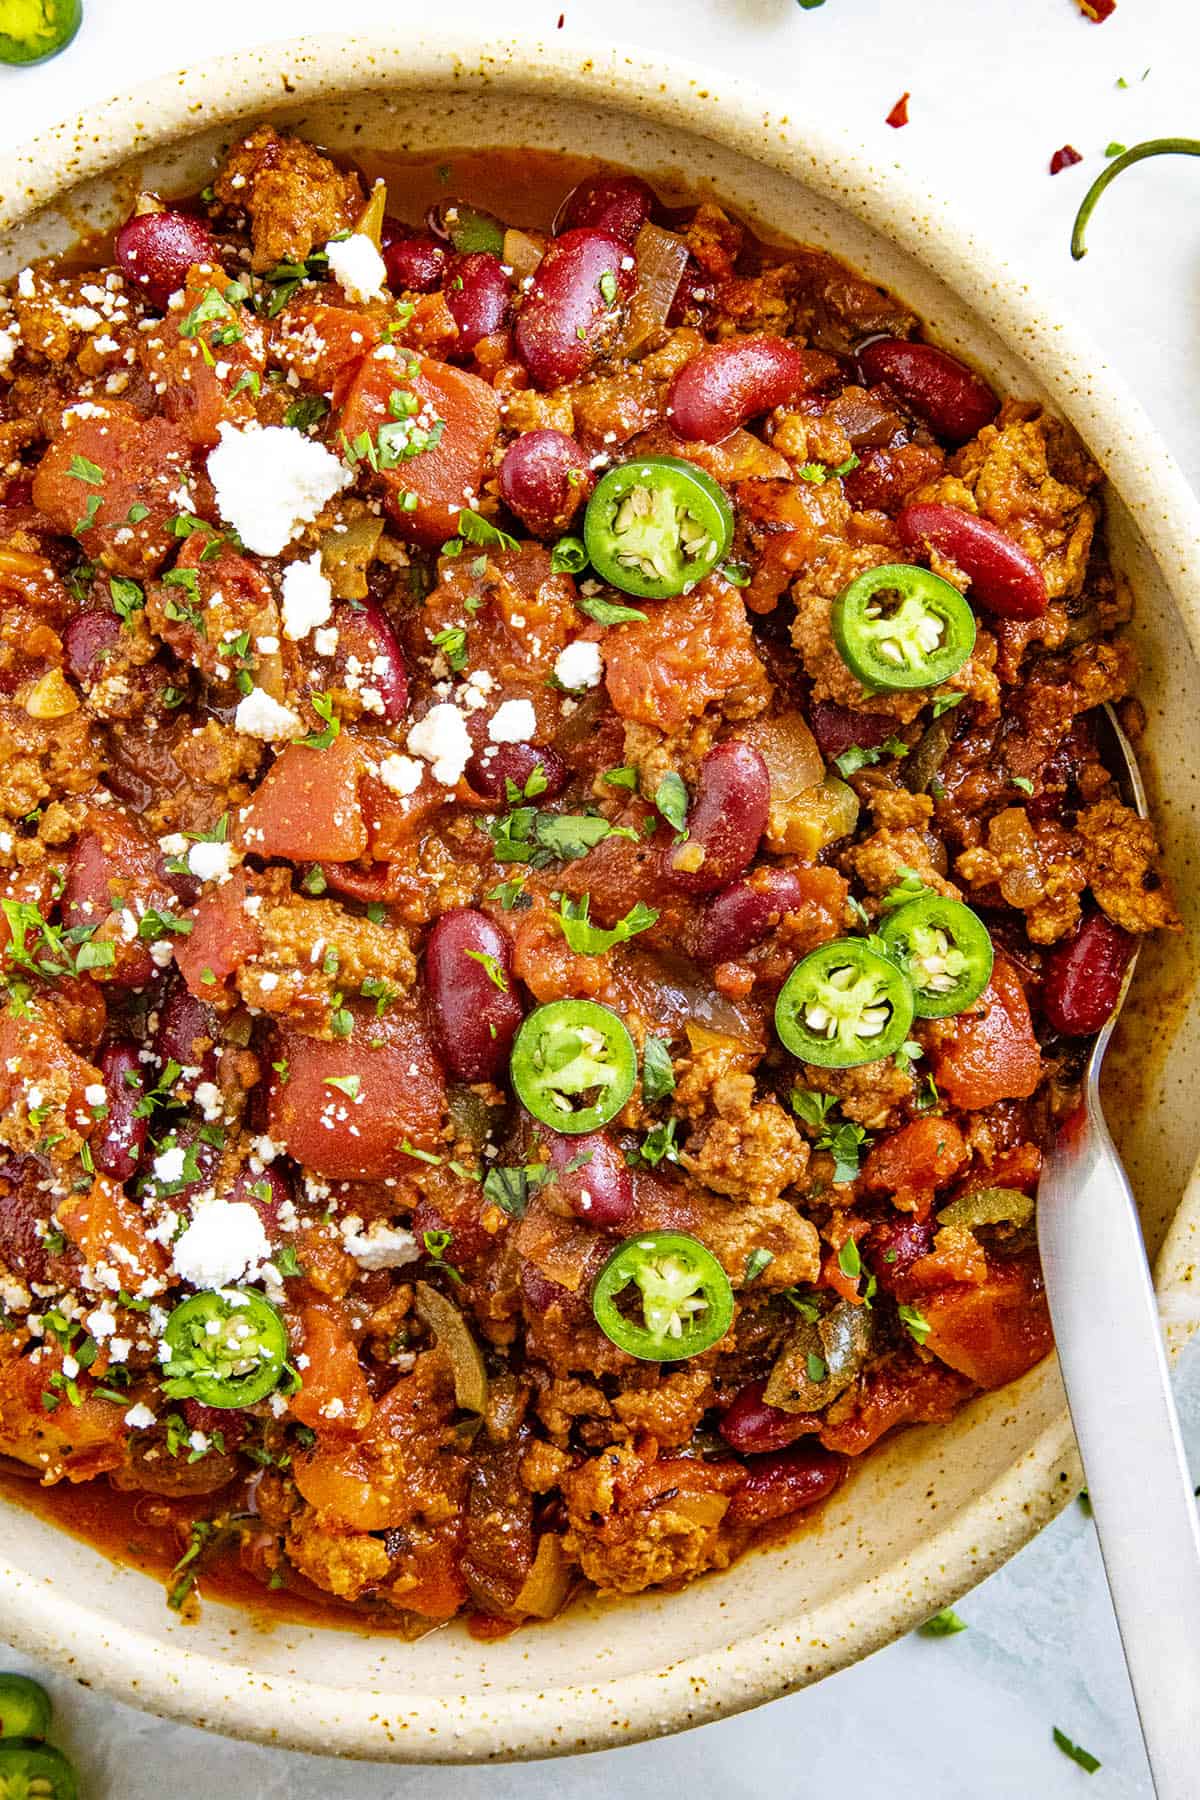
left=425, top=909, right=524, bottom=1082
left=330, top=597, right=409, bottom=723
left=719, top=1379, right=814, bottom=1455
left=541, top=1127, right=633, bottom=1230
left=664, top=741, right=770, bottom=895
left=1041, top=911, right=1135, bottom=1037
left=554, top=173, right=657, bottom=245
left=498, top=428, right=591, bottom=539
left=856, top=337, right=999, bottom=446
left=380, top=222, right=446, bottom=293
left=726, top=1444, right=847, bottom=1529
left=62, top=833, right=156, bottom=990
left=444, top=251, right=510, bottom=352
left=63, top=611, right=121, bottom=685
left=115, top=208, right=219, bottom=311
left=668, top=336, right=815, bottom=443
left=692, top=869, right=809, bottom=964
left=465, top=740, right=568, bottom=804
left=229, top=1163, right=290, bottom=1238
left=515, top=229, right=634, bottom=390
left=93, top=1041, right=148, bottom=1182
left=897, top=502, right=1048, bottom=620
left=807, top=699, right=897, bottom=761
left=520, top=1259, right=592, bottom=1323
left=154, top=984, right=218, bottom=1083
left=865, top=1216, right=934, bottom=1292
left=181, top=1396, right=248, bottom=1447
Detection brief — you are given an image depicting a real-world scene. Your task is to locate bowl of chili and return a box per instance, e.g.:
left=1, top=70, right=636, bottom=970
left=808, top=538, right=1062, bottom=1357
left=0, top=29, right=1196, bottom=1765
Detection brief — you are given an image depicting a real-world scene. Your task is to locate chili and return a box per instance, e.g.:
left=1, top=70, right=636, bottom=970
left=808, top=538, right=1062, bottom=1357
left=510, top=999, right=637, bottom=1133
left=776, top=938, right=915, bottom=1066
left=0, top=1678, right=50, bottom=1743
left=878, top=892, right=994, bottom=1019
left=592, top=1230, right=734, bottom=1360
left=832, top=563, right=975, bottom=691
left=583, top=456, right=733, bottom=599
left=159, top=1288, right=289, bottom=1409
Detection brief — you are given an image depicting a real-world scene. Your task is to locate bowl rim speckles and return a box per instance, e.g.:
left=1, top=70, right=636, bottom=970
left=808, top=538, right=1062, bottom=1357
left=1, top=31, right=1199, bottom=1766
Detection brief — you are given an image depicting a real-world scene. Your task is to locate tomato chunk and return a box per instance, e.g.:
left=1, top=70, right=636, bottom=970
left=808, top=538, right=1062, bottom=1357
left=859, top=1117, right=968, bottom=1214
left=932, top=953, right=1042, bottom=1111
left=174, top=868, right=263, bottom=998
left=140, top=263, right=265, bottom=446
left=288, top=1303, right=373, bottom=1437
left=335, top=346, right=499, bottom=547
left=268, top=1006, right=446, bottom=1182
left=31, top=410, right=195, bottom=577
left=274, top=297, right=382, bottom=392
left=236, top=733, right=368, bottom=863
left=920, top=1253, right=1053, bottom=1388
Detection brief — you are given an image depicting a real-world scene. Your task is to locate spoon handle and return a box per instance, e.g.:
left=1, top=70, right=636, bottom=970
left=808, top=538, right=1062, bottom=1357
left=1038, top=1085, right=1200, bottom=1799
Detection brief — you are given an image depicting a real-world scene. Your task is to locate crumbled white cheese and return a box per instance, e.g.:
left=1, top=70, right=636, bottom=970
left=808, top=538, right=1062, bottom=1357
left=84, top=1083, right=107, bottom=1108
left=234, top=687, right=303, bottom=742
left=406, top=703, right=472, bottom=787
left=193, top=1081, right=224, bottom=1122
left=378, top=753, right=423, bottom=796
left=342, top=1219, right=421, bottom=1272
left=86, top=1306, right=117, bottom=1340
left=207, top=422, right=351, bottom=557
left=554, top=639, right=603, bottom=691
left=280, top=552, right=334, bottom=642
left=151, top=1146, right=187, bottom=1186
left=171, top=1200, right=270, bottom=1289
left=187, top=839, right=236, bottom=883
left=313, top=626, right=339, bottom=658
left=124, top=1403, right=157, bottom=1430
left=325, top=233, right=388, bottom=303
left=487, top=698, right=537, bottom=744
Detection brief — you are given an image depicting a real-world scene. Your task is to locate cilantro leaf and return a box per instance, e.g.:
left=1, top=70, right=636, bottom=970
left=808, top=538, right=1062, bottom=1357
left=576, top=591, right=648, bottom=626
left=641, top=1035, right=676, bottom=1103
left=553, top=893, right=659, bottom=955
left=919, top=1607, right=968, bottom=1637
left=653, top=771, right=689, bottom=833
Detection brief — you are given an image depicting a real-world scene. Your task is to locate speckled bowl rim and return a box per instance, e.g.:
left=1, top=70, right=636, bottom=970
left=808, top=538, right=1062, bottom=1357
left=0, top=30, right=1198, bottom=1765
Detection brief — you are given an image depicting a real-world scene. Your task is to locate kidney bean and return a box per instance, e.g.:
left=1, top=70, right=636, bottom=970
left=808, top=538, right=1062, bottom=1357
left=865, top=1216, right=934, bottom=1292
left=444, top=251, right=510, bottom=353
left=0, top=1160, right=53, bottom=1285
left=668, top=336, right=815, bottom=443
left=719, top=1379, right=814, bottom=1455
left=541, top=1126, right=633, bottom=1230
left=515, top=229, right=634, bottom=390
left=897, top=502, right=1048, bottom=619
left=856, top=337, right=999, bottom=446
left=425, top=909, right=524, bottom=1081
left=807, top=699, right=897, bottom=761
left=229, top=1163, right=290, bottom=1238
left=93, top=1041, right=148, bottom=1182
left=465, top=740, right=568, bottom=804
left=62, top=833, right=156, bottom=990
left=692, top=869, right=809, bottom=964
left=498, top=429, right=591, bottom=539
left=380, top=221, right=446, bottom=293
left=726, top=1444, right=848, bottom=1529
left=1041, top=911, right=1135, bottom=1037
left=330, top=596, right=409, bottom=722
left=554, top=172, right=657, bottom=245
left=181, top=1397, right=248, bottom=1447
left=154, top=984, right=218, bottom=1084
left=115, top=208, right=219, bottom=311
left=62, top=611, right=121, bottom=685
left=664, top=741, right=770, bottom=895
left=520, top=1259, right=592, bottom=1323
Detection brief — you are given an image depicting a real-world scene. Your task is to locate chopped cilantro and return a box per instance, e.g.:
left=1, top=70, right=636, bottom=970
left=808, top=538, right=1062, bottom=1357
left=553, top=893, right=658, bottom=956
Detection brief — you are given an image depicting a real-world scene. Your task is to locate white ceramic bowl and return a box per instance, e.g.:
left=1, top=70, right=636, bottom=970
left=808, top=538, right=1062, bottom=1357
left=1, top=32, right=1198, bottom=1764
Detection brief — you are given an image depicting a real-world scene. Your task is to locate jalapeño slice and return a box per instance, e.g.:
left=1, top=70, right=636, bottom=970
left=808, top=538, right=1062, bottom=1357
left=832, top=563, right=975, bottom=691
left=592, top=1230, right=734, bottom=1361
left=776, top=937, right=915, bottom=1067
left=878, top=891, right=993, bottom=1019
left=0, top=0, right=82, bottom=65
left=0, top=1675, right=51, bottom=1743
left=0, top=1742, right=77, bottom=1800
left=159, top=1287, right=289, bottom=1409
left=583, top=456, right=733, bottom=600
left=510, top=998, right=636, bottom=1134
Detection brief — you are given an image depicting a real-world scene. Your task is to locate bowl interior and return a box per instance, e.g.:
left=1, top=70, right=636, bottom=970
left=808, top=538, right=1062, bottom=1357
left=1, top=52, right=1198, bottom=1762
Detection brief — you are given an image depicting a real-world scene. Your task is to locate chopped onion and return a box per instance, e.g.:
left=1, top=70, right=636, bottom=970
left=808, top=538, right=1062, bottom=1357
left=617, top=221, right=690, bottom=358
left=513, top=1533, right=573, bottom=1618
left=502, top=227, right=546, bottom=283
left=354, top=182, right=388, bottom=250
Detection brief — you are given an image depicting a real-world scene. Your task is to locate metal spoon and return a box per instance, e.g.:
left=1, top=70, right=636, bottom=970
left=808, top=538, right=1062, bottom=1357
left=1037, top=704, right=1200, bottom=1799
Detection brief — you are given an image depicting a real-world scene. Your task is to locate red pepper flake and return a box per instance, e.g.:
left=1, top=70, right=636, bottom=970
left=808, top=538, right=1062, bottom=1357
left=1049, top=144, right=1084, bottom=175
left=1076, top=0, right=1116, bottom=19
left=556, top=10, right=565, bottom=23
left=886, top=92, right=911, bottom=130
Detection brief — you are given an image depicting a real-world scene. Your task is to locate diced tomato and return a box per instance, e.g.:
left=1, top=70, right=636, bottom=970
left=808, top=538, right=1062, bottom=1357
left=236, top=732, right=368, bottom=863
left=399, top=1532, right=470, bottom=1620
left=859, top=1116, right=968, bottom=1214
left=0, top=1004, right=100, bottom=1142
left=174, top=868, right=262, bottom=999
left=267, top=1005, right=446, bottom=1182
left=31, top=410, right=196, bottom=578
left=273, top=297, right=382, bottom=392
left=141, top=263, right=265, bottom=446
left=932, top=954, right=1042, bottom=1111
left=288, top=1303, right=373, bottom=1437
left=0, top=1349, right=128, bottom=1482
left=361, top=767, right=445, bottom=860
left=62, top=805, right=170, bottom=989
left=920, top=1252, right=1053, bottom=1388
left=819, top=1352, right=973, bottom=1456
left=58, top=1173, right=169, bottom=1294
left=334, top=346, right=499, bottom=547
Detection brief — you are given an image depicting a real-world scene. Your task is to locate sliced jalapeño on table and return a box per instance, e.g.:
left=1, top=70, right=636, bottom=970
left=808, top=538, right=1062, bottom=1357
left=511, top=999, right=637, bottom=1134
left=592, top=1230, right=734, bottom=1361
left=0, top=1674, right=51, bottom=1743
left=583, top=456, right=733, bottom=599
left=832, top=562, right=975, bottom=690
left=776, top=937, right=915, bottom=1066
left=878, top=891, right=993, bottom=1018
left=0, top=1740, right=78, bottom=1800
left=159, top=1287, right=289, bottom=1408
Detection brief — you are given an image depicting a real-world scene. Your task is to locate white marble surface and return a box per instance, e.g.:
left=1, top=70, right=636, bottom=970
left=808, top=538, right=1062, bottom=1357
left=2, top=0, right=1198, bottom=1792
